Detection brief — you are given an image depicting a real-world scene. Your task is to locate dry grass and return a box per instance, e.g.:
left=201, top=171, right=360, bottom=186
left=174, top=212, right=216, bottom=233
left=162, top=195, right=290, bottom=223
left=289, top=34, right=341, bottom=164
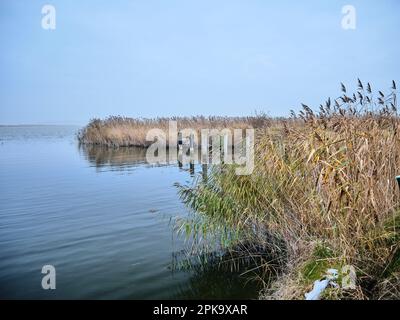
left=78, top=115, right=269, bottom=147
left=177, top=80, right=400, bottom=299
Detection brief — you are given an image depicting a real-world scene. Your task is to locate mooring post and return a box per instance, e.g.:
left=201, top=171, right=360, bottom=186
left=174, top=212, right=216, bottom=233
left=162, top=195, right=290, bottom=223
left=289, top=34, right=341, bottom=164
left=189, top=160, right=195, bottom=175
left=178, top=148, right=183, bottom=168
left=396, top=175, right=400, bottom=190
left=178, top=131, right=183, bottom=150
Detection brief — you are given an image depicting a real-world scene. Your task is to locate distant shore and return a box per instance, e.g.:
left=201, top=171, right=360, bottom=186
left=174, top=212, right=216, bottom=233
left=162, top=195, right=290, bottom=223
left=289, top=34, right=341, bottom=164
left=0, top=124, right=81, bottom=127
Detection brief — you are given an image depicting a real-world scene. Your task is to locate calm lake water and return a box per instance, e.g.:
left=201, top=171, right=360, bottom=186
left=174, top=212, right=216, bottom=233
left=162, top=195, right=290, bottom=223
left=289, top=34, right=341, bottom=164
left=0, top=125, right=260, bottom=299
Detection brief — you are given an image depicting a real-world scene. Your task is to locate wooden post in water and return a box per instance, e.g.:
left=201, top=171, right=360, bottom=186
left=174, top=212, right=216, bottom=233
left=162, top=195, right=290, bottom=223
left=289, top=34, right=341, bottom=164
left=178, top=148, right=183, bottom=168
left=189, top=160, right=195, bottom=175
left=178, top=131, right=183, bottom=150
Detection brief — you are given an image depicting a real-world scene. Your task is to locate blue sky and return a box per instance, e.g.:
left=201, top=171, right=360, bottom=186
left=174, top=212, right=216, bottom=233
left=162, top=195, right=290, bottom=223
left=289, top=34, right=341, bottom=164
left=0, top=0, right=399, bottom=125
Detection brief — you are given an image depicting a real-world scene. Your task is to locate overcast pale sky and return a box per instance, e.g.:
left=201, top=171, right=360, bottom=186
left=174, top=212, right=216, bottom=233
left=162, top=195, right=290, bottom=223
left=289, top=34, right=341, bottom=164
left=0, top=0, right=399, bottom=125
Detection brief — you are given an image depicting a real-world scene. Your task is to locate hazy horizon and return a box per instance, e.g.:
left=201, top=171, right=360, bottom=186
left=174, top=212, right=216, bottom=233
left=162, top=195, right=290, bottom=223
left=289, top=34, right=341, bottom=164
left=1, top=0, right=399, bottom=125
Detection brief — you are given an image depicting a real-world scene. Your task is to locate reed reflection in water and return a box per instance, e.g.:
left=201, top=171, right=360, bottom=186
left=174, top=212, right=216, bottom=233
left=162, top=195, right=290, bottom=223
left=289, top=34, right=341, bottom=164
left=80, top=144, right=209, bottom=178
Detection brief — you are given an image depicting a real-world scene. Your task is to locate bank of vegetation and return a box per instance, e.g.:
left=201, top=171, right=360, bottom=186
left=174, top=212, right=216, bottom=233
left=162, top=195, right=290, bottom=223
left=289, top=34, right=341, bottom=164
left=77, top=115, right=267, bottom=147
left=177, top=80, right=400, bottom=299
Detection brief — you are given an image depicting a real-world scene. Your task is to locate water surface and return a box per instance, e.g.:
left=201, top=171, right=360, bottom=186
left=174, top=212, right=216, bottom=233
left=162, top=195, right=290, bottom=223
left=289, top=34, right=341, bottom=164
left=0, top=125, right=260, bottom=299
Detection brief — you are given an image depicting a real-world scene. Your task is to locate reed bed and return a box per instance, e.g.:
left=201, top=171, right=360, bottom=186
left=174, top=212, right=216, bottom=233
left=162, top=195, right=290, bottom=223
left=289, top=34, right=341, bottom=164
left=177, top=80, right=400, bottom=299
left=78, top=115, right=269, bottom=147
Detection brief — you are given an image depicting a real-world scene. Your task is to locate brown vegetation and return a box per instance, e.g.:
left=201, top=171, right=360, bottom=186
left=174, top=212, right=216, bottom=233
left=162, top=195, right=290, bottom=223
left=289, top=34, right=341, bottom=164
left=78, top=115, right=269, bottom=147
left=177, top=80, right=400, bottom=299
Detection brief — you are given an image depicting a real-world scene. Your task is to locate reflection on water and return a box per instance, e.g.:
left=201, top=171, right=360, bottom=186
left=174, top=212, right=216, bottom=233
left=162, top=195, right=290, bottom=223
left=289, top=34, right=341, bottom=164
left=0, top=126, right=259, bottom=299
left=173, top=260, right=262, bottom=299
left=80, top=144, right=209, bottom=178
left=80, top=145, right=149, bottom=169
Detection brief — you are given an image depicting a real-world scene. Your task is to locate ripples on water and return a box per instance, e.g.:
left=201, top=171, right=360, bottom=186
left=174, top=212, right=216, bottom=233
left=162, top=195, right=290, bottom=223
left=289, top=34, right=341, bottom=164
left=0, top=125, right=260, bottom=299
